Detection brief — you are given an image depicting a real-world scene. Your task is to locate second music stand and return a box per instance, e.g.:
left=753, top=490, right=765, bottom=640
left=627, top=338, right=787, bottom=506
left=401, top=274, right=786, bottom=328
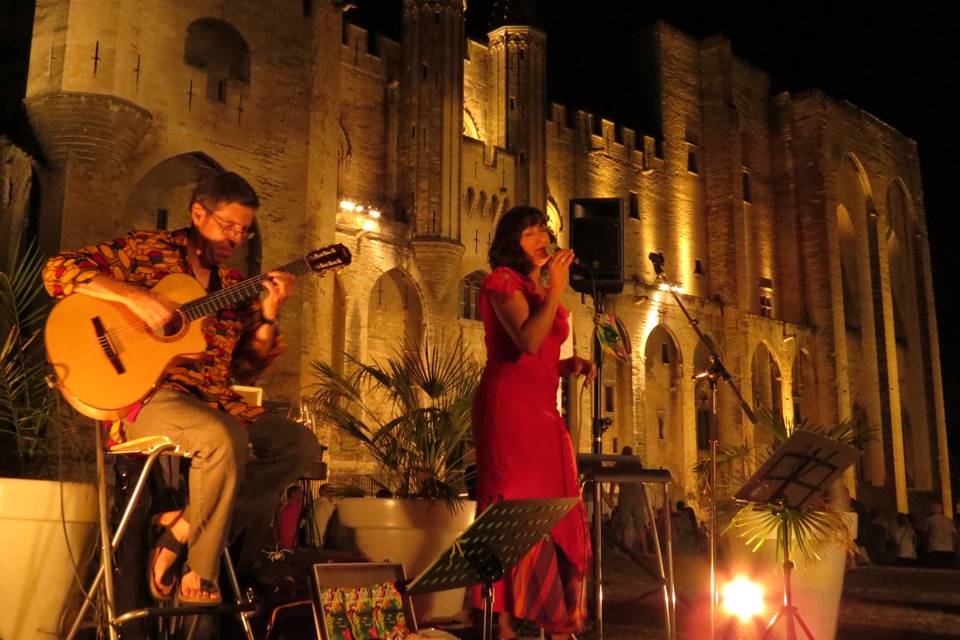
left=734, top=430, right=860, bottom=640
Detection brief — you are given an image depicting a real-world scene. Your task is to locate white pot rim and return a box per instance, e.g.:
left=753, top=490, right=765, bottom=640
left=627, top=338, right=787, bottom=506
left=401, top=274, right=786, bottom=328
left=337, top=497, right=476, bottom=530
left=0, top=477, right=98, bottom=523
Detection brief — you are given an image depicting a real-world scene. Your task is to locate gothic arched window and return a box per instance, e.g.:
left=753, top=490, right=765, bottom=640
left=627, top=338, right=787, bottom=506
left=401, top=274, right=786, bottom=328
left=184, top=18, right=251, bottom=103
left=459, top=271, right=486, bottom=321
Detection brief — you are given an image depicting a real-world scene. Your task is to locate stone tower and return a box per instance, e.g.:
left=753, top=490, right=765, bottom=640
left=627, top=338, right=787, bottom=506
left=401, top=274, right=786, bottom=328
left=400, top=0, right=466, bottom=312
left=24, top=0, right=153, bottom=255
left=486, top=7, right=546, bottom=210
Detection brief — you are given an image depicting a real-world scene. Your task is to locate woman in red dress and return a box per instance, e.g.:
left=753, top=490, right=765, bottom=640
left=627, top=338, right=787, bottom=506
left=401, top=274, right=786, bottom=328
left=472, top=206, right=595, bottom=639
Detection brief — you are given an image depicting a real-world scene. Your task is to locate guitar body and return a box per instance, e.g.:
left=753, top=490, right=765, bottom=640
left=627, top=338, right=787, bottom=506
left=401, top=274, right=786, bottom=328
left=45, top=242, right=352, bottom=420
left=45, top=273, right=208, bottom=420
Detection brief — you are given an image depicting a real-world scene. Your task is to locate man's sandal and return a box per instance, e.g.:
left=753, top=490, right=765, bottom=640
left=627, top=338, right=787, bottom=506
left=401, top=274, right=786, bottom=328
left=147, top=521, right=184, bottom=602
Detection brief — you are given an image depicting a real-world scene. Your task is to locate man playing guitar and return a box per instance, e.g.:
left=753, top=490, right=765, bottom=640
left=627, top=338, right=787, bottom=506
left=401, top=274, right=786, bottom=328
left=42, top=172, right=322, bottom=605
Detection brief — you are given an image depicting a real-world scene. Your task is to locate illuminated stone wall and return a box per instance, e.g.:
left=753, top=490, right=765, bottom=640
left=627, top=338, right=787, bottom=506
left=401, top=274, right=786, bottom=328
left=20, top=3, right=947, bottom=513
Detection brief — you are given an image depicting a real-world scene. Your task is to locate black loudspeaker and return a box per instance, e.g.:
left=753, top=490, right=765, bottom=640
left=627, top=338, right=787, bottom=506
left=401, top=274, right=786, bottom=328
left=568, top=197, right=624, bottom=295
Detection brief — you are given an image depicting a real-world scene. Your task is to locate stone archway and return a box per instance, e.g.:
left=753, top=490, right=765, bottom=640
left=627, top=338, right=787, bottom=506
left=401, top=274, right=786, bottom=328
left=792, top=350, right=819, bottom=427
left=367, top=268, right=424, bottom=363
left=693, top=339, right=722, bottom=451
left=643, top=325, right=683, bottom=476
left=126, top=153, right=262, bottom=276
left=184, top=17, right=251, bottom=103
left=751, top=342, right=782, bottom=449
left=836, top=203, right=861, bottom=330
left=331, top=274, right=347, bottom=373
left=886, top=179, right=933, bottom=491
left=126, top=152, right=220, bottom=230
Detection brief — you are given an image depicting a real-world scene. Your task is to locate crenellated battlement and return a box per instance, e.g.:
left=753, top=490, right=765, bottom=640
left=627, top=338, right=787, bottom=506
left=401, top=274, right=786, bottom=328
left=462, top=136, right=517, bottom=172
left=340, top=22, right=401, bottom=78
left=547, top=102, right=662, bottom=168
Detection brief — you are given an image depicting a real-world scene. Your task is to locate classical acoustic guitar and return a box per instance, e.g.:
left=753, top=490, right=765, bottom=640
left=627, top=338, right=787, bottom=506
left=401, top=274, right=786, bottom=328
left=45, top=243, right=352, bottom=420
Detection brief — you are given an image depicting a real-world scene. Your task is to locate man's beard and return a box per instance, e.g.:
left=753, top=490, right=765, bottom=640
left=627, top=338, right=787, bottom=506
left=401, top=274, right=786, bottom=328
left=191, top=228, right=228, bottom=269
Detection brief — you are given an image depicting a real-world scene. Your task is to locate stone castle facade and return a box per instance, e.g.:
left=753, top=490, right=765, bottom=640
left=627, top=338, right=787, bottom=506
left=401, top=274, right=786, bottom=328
left=2, top=0, right=949, bottom=513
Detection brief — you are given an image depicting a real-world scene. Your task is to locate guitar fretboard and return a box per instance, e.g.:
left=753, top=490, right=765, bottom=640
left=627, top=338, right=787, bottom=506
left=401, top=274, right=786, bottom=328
left=180, top=259, right=310, bottom=321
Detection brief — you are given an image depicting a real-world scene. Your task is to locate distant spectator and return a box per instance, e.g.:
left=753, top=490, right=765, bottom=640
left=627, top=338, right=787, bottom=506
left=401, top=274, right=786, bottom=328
left=672, top=500, right=697, bottom=552
left=612, top=446, right=651, bottom=555
left=863, top=508, right=892, bottom=565
left=924, top=503, right=957, bottom=569
left=890, top=512, right=918, bottom=567
left=851, top=494, right=868, bottom=546
left=908, top=513, right=926, bottom=561
left=273, top=485, right=304, bottom=550
left=656, top=500, right=678, bottom=551
left=683, top=501, right=704, bottom=553
left=309, top=484, right=338, bottom=549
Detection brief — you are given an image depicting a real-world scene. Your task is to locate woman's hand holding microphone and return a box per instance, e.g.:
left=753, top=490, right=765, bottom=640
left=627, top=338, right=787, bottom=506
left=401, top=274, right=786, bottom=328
left=548, top=248, right=576, bottom=293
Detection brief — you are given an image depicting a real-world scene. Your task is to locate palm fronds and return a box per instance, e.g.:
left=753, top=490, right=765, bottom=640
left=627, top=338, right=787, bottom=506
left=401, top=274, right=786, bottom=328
left=0, top=242, right=55, bottom=476
left=728, top=503, right=856, bottom=565
left=308, top=334, right=480, bottom=507
left=692, top=406, right=871, bottom=565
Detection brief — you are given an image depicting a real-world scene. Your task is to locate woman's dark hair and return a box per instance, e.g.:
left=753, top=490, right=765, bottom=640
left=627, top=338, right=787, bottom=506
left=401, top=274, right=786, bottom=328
left=488, top=205, right=550, bottom=275
left=190, top=171, right=260, bottom=212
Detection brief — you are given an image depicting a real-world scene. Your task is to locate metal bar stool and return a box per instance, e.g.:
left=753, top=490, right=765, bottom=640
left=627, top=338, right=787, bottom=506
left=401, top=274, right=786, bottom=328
left=65, top=425, right=256, bottom=640
left=577, top=454, right=677, bottom=640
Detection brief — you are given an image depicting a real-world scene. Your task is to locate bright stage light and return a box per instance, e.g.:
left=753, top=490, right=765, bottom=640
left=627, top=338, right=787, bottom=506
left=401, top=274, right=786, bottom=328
left=721, top=575, right=765, bottom=622
left=339, top=199, right=357, bottom=211
left=368, top=209, right=381, bottom=219
left=657, top=281, right=684, bottom=294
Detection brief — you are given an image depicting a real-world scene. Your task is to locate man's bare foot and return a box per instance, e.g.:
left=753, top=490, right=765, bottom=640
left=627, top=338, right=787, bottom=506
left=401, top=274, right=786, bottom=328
left=178, top=570, right=222, bottom=605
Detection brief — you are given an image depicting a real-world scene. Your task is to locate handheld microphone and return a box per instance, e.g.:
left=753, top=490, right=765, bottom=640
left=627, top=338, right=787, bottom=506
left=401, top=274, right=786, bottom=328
left=550, top=243, right=592, bottom=275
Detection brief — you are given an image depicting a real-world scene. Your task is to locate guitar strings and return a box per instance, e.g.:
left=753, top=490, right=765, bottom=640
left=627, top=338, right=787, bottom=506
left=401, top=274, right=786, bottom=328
left=85, top=258, right=331, bottom=345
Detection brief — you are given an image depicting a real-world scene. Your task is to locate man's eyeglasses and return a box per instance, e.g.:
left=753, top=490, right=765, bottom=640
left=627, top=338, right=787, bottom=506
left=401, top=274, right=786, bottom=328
left=203, top=206, right=256, bottom=241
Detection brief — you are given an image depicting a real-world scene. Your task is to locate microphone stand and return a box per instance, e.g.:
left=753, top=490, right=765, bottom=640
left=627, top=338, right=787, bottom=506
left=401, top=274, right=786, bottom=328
left=648, top=253, right=757, bottom=640
left=578, top=263, right=613, bottom=640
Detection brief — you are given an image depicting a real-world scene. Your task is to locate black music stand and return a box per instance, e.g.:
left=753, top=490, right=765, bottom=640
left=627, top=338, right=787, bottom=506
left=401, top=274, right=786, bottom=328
left=403, top=497, right=579, bottom=640
left=734, top=430, right=860, bottom=640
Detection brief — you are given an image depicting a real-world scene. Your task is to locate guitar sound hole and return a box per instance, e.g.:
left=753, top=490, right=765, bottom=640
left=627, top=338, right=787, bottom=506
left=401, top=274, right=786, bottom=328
left=157, top=312, right=185, bottom=338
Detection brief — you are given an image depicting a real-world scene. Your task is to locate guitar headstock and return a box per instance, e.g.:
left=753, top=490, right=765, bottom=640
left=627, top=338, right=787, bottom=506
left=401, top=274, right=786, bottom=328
left=306, top=244, right=352, bottom=274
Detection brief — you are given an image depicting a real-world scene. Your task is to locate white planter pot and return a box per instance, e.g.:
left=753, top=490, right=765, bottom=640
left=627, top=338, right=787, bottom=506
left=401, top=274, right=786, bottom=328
left=0, top=477, right=98, bottom=640
left=726, top=512, right=857, bottom=640
left=337, top=497, right=476, bottom=622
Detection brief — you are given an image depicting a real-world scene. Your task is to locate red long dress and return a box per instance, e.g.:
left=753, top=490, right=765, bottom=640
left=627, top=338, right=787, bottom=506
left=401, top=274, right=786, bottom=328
left=471, top=267, right=591, bottom=634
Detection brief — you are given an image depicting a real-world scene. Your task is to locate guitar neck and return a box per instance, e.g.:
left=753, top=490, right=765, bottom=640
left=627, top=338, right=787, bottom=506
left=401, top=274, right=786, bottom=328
left=180, top=259, right=309, bottom=321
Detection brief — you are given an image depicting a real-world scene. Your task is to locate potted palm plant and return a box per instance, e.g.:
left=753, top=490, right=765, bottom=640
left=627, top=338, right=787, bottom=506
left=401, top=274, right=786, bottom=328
left=694, top=409, right=869, bottom=640
left=0, top=242, right=98, bottom=640
left=308, top=334, right=480, bottom=621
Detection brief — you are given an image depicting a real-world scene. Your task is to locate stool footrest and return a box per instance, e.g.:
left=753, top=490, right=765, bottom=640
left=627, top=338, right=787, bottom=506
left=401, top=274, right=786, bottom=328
left=113, top=602, right=257, bottom=626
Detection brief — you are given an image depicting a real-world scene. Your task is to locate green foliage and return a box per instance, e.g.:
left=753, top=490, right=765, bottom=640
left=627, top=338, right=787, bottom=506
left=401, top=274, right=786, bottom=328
left=693, top=407, right=873, bottom=564
left=0, top=242, right=55, bottom=476
left=308, top=335, right=480, bottom=508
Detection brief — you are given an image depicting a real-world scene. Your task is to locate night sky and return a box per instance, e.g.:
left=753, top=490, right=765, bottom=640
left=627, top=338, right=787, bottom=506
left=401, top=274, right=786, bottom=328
left=2, top=2, right=957, bottom=481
